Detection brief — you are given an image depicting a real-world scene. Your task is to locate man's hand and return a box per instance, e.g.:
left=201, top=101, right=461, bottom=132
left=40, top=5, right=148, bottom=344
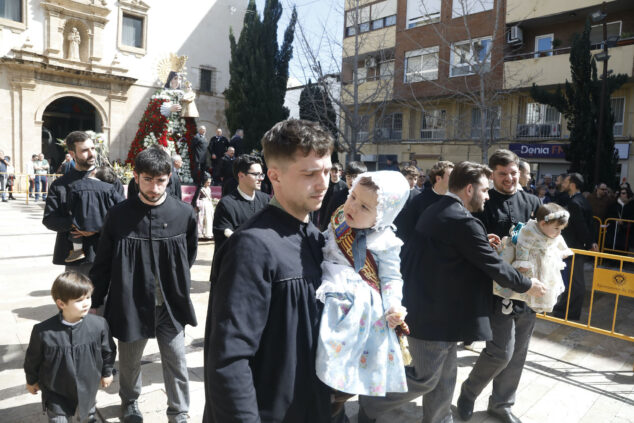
left=70, top=229, right=98, bottom=237
left=591, top=243, right=599, bottom=252
left=487, top=234, right=501, bottom=249
left=170, top=104, right=182, bottom=113
left=385, top=306, right=407, bottom=329
left=527, top=278, right=546, bottom=297
left=101, top=375, right=113, bottom=388
left=26, top=383, right=39, bottom=395
left=211, top=154, right=217, bottom=160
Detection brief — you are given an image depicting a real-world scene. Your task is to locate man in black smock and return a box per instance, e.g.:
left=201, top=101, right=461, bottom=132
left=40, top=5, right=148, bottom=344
left=319, top=161, right=367, bottom=231
left=210, top=154, right=269, bottom=257
left=90, top=147, right=198, bottom=423
left=203, top=120, right=333, bottom=423
left=191, top=125, right=209, bottom=185
left=43, top=131, right=121, bottom=276
left=316, top=162, right=346, bottom=228
left=208, top=128, right=229, bottom=185
left=459, top=150, right=541, bottom=423
left=358, top=161, right=545, bottom=423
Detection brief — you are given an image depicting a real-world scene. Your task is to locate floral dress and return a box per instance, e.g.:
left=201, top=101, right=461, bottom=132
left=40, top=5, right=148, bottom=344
left=315, top=225, right=408, bottom=396
left=196, top=186, right=214, bottom=239
left=493, top=219, right=573, bottom=312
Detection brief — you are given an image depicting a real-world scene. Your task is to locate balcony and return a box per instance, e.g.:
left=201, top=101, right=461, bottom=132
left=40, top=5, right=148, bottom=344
left=471, top=127, right=501, bottom=139
left=343, top=27, right=396, bottom=58
left=420, top=128, right=446, bottom=140
left=516, top=123, right=562, bottom=139
left=504, top=40, right=634, bottom=89
left=506, top=0, right=605, bottom=24
left=374, top=128, right=402, bottom=142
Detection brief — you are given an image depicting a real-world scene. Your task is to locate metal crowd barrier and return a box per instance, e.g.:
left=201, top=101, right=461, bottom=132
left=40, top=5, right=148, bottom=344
left=0, top=172, right=62, bottom=204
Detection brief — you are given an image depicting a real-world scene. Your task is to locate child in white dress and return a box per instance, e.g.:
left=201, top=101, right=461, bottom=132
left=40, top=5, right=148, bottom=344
left=315, top=171, right=411, bottom=416
left=494, top=202, right=573, bottom=313
left=196, top=175, right=214, bottom=239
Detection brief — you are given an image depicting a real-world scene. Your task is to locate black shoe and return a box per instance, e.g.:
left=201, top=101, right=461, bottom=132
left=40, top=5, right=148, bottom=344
left=457, top=393, right=474, bottom=421
left=121, top=401, right=143, bottom=423
left=357, top=406, right=376, bottom=423
left=487, top=407, right=522, bottom=423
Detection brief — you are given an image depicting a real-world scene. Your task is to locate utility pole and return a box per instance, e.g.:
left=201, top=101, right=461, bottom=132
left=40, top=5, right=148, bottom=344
left=593, top=2, right=608, bottom=186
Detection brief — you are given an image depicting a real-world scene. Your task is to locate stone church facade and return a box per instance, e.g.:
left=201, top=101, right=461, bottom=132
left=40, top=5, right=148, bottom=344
left=0, top=0, right=244, bottom=173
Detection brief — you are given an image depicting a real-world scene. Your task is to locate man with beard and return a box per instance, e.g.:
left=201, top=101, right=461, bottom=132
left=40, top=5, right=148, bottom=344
left=42, top=131, right=122, bottom=276
left=458, top=149, right=541, bottom=423
left=204, top=119, right=332, bottom=423
left=358, top=161, right=545, bottom=423
left=90, top=147, right=198, bottom=423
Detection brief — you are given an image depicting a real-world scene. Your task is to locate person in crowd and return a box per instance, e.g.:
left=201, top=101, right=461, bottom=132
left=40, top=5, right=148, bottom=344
left=358, top=161, right=545, bottom=423
left=43, top=132, right=119, bottom=276
left=127, top=146, right=182, bottom=200
left=220, top=146, right=237, bottom=196
left=65, top=166, right=124, bottom=263
left=493, top=203, right=572, bottom=314
left=0, top=152, right=7, bottom=202
left=401, top=165, right=420, bottom=192
left=229, top=128, right=245, bottom=156
left=57, top=153, right=75, bottom=174
left=24, top=271, right=116, bottom=423
left=196, top=173, right=215, bottom=240
left=535, top=185, right=548, bottom=204
left=173, top=154, right=183, bottom=178
left=415, top=170, right=426, bottom=191
left=191, top=126, right=209, bottom=185
left=211, top=154, right=270, bottom=256
left=208, top=128, right=229, bottom=185
left=203, top=119, right=333, bottom=423
left=541, top=174, right=553, bottom=187
left=587, top=182, right=613, bottom=221
left=554, top=173, right=569, bottom=206
left=394, top=165, right=424, bottom=241
left=605, top=187, right=633, bottom=251
left=27, top=154, right=37, bottom=198
left=458, top=149, right=541, bottom=423
left=34, top=153, right=50, bottom=201
left=4, top=156, right=16, bottom=200
left=552, top=173, right=598, bottom=321
left=316, top=171, right=411, bottom=417
left=319, top=161, right=368, bottom=231
left=518, top=161, right=533, bottom=193
left=317, top=162, right=346, bottom=228
left=384, top=157, right=399, bottom=171
left=90, top=147, right=198, bottom=423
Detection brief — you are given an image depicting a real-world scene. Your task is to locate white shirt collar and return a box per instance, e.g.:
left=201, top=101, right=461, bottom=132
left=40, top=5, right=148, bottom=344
left=237, top=186, right=255, bottom=201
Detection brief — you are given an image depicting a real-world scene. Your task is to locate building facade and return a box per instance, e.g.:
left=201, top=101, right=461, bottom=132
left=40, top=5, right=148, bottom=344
left=341, top=0, right=634, bottom=185
left=0, top=0, right=244, bottom=173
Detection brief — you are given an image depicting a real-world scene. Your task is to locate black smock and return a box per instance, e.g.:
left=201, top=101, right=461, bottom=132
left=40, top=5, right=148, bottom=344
left=68, top=177, right=125, bottom=232
left=317, top=179, right=347, bottom=229
left=90, top=194, right=198, bottom=342
left=23, top=313, right=116, bottom=418
left=211, top=188, right=270, bottom=254
left=43, top=168, right=122, bottom=265
left=203, top=204, right=330, bottom=423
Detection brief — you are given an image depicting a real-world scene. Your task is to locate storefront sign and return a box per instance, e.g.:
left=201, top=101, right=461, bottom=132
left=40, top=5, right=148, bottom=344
left=509, top=143, right=566, bottom=159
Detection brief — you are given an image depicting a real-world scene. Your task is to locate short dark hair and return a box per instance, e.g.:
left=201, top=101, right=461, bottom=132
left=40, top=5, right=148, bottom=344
left=65, top=131, right=90, bottom=153
left=567, top=172, right=584, bottom=191
left=429, top=160, right=454, bottom=185
left=536, top=203, right=569, bottom=226
left=519, top=160, right=531, bottom=172
left=332, top=162, right=343, bottom=172
left=357, top=176, right=379, bottom=192
left=135, top=147, right=172, bottom=176
left=261, top=119, right=333, bottom=165
left=401, top=165, right=418, bottom=178
left=51, top=271, right=94, bottom=304
left=233, top=154, right=263, bottom=178
left=345, top=161, right=367, bottom=177
left=94, top=166, right=117, bottom=184
left=448, top=161, right=492, bottom=192
left=488, top=149, right=519, bottom=170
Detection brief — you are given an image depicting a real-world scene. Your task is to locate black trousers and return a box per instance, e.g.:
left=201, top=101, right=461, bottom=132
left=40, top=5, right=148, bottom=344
left=554, top=255, right=585, bottom=320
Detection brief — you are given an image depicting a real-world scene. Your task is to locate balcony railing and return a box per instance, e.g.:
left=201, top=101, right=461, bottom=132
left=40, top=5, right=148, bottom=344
left=504, top=37, right=634, bottom=62
left=420, top=128, right=446, bottom=140
left=374, top=128, right=402, bottom=141
left=471, top=127, right=500, bottom=139
left=516, top=123, right=562, bottom=139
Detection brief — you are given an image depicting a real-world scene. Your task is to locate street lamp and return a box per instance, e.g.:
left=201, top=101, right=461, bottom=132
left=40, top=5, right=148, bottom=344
left=591, top=2, right=611, bottom=186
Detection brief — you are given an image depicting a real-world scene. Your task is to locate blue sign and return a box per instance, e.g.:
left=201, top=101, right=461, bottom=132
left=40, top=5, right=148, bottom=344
left=509, top=143, right=566, bottom=159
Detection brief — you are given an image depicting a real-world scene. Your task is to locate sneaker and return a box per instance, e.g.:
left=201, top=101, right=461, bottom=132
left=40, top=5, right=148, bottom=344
left=65, top=249, right=86, bottom=263
left=121, top=401, right=143, bottom=423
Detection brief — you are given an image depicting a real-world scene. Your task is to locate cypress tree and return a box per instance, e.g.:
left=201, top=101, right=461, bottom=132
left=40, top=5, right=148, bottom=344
left=225, top=0, right=297, bottom=153
left=531, top=19, right=627, bottom=188
left=299, top=79, right=339, bottom=161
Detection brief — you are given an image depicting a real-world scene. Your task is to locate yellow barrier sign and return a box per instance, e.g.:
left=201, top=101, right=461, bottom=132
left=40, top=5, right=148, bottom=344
left=594, top=268, right=634, bottom=297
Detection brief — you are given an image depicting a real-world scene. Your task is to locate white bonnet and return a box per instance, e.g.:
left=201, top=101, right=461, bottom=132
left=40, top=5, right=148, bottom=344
left=350, top=170, right=411, bottom=231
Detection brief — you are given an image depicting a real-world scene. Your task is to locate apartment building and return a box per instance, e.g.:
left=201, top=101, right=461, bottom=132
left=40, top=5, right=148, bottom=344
left=341, top=0, right=634, bottom=183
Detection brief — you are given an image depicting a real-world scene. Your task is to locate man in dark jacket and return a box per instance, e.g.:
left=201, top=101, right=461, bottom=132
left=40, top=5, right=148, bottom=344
left=220, top=146, right=237, bottom=196
left=553, top=173, right=598, bottom=320
left=459, top=150, right=541, bottom=423
left=42, top=131, right=121, bottom=276
left=358, top=161, right=545, bottom=423
left=229, top=128, right=244, bottom=156
left=208, top=128, right=229, bottom=185
left=319, top=161, right=367, bottom=231
left=316, top=162, right=347, bottom=229
left=90, top=148, right=198, bottom=423
left=191, top=125, right=209, bottom=185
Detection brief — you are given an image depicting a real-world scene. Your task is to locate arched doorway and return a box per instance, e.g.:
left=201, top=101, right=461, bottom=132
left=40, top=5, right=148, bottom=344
left=41, top=96, right=102, bottom=171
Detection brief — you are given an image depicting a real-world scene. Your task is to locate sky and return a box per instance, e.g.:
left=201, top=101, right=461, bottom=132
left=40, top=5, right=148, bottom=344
left=252, top=0, right=344, bottom=86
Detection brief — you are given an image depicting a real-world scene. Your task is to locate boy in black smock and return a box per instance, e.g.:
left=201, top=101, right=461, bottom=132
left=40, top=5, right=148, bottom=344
left=24, top=272, right=115, bottom=422
left=203, top=120, right=333, bottom=423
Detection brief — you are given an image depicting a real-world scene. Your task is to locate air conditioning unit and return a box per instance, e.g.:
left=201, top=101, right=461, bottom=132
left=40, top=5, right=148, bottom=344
left=365, top=57, right=377, bottom=68
left=507, top=25, right=523, bottom=45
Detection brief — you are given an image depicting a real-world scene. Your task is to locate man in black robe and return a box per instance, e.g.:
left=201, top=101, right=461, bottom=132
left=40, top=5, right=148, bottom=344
left=127, top=146, right=182, bottom=200
left=90, top=148, right=198, bottom=423
left=204, top=119, right=333, bottom=423
left=43, top=131, right=121, bottom=276
left=229, top=128, right=245, bottom=156
left=208, top=128, right=229, bottom=185
left=191, top=125, right=209, bottom=185
left=319, top=161, right=367, bottom=231
left=220, top=147, right=237, bottom=196
left=211, top=154, right=269, bottom=257
left=316, top=162, right=346, bottom=228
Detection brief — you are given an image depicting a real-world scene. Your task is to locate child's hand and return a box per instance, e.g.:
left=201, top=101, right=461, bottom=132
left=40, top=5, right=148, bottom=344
left=385, top=306, right=407, bottom=329
left=26, top=383, right=39, bottom=395
left=518, top=267, right=530, bottom=273
left=101, top=375, right=113, bottom=388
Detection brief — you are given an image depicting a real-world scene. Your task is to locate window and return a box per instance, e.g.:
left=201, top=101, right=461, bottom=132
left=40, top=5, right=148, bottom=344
left=347, top=116, right=370, bottom=142
left=450, top=37, right=492, bottom=77
left=379, top=60, right=394, bottom=80
left=356, top=65, right=367, bottom=84
left=590, top=21, right=622, bottom=45
left=345, top=5, right=370, bottom=37
left=346, top=1, right=395, bottom=37
left=611, top=97, right=625, bottom=136
left=375, top=113, right=403, bottom=141
left=517, top=103, right=561, bottom=138
left=471, top=107, right=500, bottom=139
left=534, top=34, right=553, bottom=57
left=384, top=15, right=396, bottom=26
left=200, top=68, right=215, bottom=94
left=407, top=0, right=441, bottom=28
left=421, top=109, right=446, bottom=139
left=405, top=47, right=439, bottom=83
left=0, top=0, right=21, bottom=22
left=122, top=14, right=143, bottom=48
left=452, top=0, right=493, bottom=18
left=526, top=103, right=559, bottom=124
left=372, top=18, right=384, bottom=30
